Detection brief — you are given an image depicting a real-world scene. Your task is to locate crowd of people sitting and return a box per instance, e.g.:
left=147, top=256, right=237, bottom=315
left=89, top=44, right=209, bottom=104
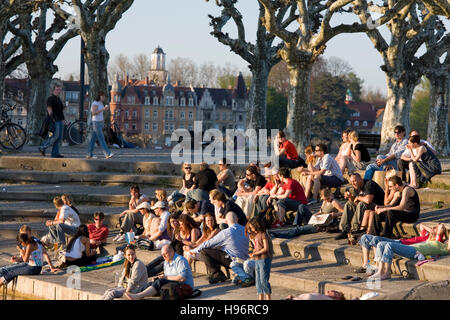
left=1, top=127, right=447, bottom=301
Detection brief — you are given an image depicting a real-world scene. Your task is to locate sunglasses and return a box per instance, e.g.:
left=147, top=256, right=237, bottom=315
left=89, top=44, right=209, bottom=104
left=184, top=167, right=191, bottom=169
left=394, top=131, right=402, bottom=134
left=94, top=218, right=102, bottom=221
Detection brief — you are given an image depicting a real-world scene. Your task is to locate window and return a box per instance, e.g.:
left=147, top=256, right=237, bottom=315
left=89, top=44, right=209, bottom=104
left=145, top=123, right=149, bottom=131
left=204, top=112, right=211, bottom=121
left=346, top=120, right=351, bottom=126
left=222, top=100, right=227, bottom=107
left=165, top=122, right=169, bottom=131
left=127, top=96, right=135, bottom=104
left=229, top=112, right=233, bottom=121
left=18, top=107, right=23, bottom=114
left=124, top=123, right=129, bottom=130
left=216, top=112, right=220, bottom=120
left=152, top=123, right=158, bottom=131
left=153, top=97, right=159, bottom=105
left=145, top=109, right=150, bottom=119
left=132, top=123, right=136, bottom=130
left=179, top=123, right=185, bottom=129
left=132, top=111, right=137, bottom=118
left=165, top=110, right=174, bottom=120
left=180, top=111, right=185, bottom=120
left=180, top=98, right=186, bottom=106
left=188, top=111, right=193, bottom=120
left=222, top=112, right=226, bottom=120
left=188, top=124, right=193, bottom=131
left=170, top=123, right=175, bottom=131
left=363, top=121, right=368, bottom=127
left=72, top=92, right=79, bottom=100
left=17, top=118, right=22, bottom=126
left=125, top=111, right=129, bottom=119
left=165, top=96, right=174, bottom=106
left=351, top=111, right=360, bottom=117
left=153, top=110, right=158, bottom=119
left=238, top=114, right=243, bottom=121
left=116, top=109, right=121, bottom=117
left=354, top=121, right=359, bottom=127
left=145, top=97, right=150, bottom=105
left=188, top=98, right=194, bottom=106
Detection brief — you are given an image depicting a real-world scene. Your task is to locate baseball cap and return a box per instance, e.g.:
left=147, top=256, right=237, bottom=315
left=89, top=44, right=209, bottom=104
left=150, top=201, right=166, bottom=210
left=136, top=202, right=151, bottom=211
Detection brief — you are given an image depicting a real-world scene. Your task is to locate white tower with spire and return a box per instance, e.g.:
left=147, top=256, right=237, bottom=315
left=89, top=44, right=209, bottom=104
left=148, top=46, right=168, bottom=86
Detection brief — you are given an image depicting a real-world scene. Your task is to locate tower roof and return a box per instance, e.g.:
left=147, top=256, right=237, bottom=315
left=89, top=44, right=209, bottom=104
left=232, top=72, right=247, bottom=99
left=153, top=46, right=165, bottom=55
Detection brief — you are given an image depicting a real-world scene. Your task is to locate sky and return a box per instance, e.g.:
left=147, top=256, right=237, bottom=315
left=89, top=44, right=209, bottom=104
left=54, top=0, right=401, bottom=95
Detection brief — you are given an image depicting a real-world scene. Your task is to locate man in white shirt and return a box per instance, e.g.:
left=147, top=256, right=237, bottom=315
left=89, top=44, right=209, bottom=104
left=301, top=143, right=344, bottom=204
left=42, top=197, right=80, bottom=249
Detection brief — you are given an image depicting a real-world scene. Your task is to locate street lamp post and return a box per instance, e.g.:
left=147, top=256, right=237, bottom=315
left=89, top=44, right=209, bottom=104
left=79, top=38, right=85, bottom=120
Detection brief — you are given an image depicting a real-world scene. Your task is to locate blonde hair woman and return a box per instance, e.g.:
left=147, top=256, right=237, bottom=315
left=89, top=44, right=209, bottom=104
left=339, top=131, right=371, bottom=175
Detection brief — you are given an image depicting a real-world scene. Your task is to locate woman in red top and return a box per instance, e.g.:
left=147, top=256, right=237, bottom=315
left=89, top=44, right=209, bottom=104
left=266, top=168, right=309, bottom=227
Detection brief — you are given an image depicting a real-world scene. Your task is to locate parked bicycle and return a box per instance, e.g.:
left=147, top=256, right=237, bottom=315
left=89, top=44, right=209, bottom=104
left=0, top=102, right=27, bottom=150
left=66, top=119, right=88, bottom=145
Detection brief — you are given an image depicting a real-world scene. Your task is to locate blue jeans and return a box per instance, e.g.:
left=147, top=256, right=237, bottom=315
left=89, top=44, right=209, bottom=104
left=40, top=120, right=63, bottom=157
left=185, top=189, right=209, bottom=203
left=0, top=263, right=42, bottom=284
left=364, top=155, right=398, bottom=180
left=48, top=223, right=78, bottom=245
left=359, top=234, right=400, bottom=250
left=88, top=121, right=111, bottom=157
left=293, top=204, right=313, bottom=226
left=243, top=259, right=256, bottom=280
left=230, top=259, right=251, bottom=282
left=375, top=241, right=417, bottom=264
left=255, top=258, right=272, bottom=295
left=270, top=224, right=317, bottom=239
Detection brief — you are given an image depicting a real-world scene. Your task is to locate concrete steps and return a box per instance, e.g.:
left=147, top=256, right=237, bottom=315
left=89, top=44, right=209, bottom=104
left=0, top=169, right=181, bottom=187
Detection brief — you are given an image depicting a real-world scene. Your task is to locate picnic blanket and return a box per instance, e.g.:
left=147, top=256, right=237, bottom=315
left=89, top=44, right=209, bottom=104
left=79, top=256, right=124, bottom=272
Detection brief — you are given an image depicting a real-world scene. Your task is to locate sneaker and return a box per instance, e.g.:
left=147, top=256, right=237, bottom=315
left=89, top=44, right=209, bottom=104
left=334, top=232, right=348, bottom=240
left=105, top=153, right=115, bottom=159
left=86, top=155, right=98, bottom=159
left=232, top=277, right=241, bottom=285
left=208, top=273, right=228, bottom=284
left=53, top=155, right=64, bottom=158
left=414, top=252, right=426, bottom=261
left=240, top=278, right=255, bottom=288
left=113, top=233, right=125, bottom=242
left=39, top=147, right=46, bottom=157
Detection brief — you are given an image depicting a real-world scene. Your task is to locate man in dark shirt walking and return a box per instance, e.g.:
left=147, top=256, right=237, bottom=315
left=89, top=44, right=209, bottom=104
left=39, top=84, right=65, bottom=158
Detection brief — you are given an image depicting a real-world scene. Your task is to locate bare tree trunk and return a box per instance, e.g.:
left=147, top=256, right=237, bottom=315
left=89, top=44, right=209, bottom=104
left=379, top=77, right=415, bottom=153
left=427, top=72, right=449, bottom=155
left=27, top=75, right=51, bottom=144
left=248, top=62, right=270, bottom=130
left=285, top=64, right=312, bottom=153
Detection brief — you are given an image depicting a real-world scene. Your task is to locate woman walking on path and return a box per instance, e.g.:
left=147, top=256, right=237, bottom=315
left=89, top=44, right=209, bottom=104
left=87, top=91, right=114, bottom=159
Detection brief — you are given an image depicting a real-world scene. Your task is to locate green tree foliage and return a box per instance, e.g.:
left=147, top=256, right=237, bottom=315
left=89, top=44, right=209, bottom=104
left=266, top=87, right=287, bottom=130
left=410, top=78, right=430, bottom=136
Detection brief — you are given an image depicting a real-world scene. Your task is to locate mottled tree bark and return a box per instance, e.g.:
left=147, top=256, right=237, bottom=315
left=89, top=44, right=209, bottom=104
left=427, top=58, right=449, bottom=155
left=285, top=64, right=312, bottom=152
left=10, top=6, right=77, bottom=144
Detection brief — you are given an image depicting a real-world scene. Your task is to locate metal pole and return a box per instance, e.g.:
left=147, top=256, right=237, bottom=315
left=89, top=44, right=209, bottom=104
left=79, top=38, right=85, bottom=120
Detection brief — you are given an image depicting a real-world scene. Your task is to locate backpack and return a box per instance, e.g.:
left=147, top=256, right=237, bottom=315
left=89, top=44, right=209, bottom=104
left=136, top=238, right=154, bottom=251
left=160, top=282, right=199, bottom=300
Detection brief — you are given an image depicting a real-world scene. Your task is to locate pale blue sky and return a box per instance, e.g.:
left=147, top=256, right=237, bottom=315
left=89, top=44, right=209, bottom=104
left=54, top=0, right=396, bottom=94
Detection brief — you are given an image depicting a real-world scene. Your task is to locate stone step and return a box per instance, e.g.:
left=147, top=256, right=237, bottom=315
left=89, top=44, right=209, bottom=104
left=270, top=229, right=450, bottom=282
left=0, top=169, right=181, bottom=187
left=0, top=155, right=248, bottom=176
left=0, top=184, right=177, bottom=206
left=100, top=238, right=428, bottom=300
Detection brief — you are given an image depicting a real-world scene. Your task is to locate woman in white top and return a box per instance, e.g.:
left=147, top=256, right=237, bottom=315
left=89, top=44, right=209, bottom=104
left=0, top=233, right=58, bottom=287
left=63, top=224, right=97, bottom=267
left=87, top=91, right=114, bottom=159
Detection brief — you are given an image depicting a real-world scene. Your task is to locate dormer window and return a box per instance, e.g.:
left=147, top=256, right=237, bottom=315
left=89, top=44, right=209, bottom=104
left=127, top=96, right=135, bottom=104
left=180, top=98, right=186, bottom=106
left=145, top=97, right=150, bottom=105
left=153, top=97, right=159, bottom=105
left=188, top=98, right=194, bottom=106
left=222, top=100, right=227, bottom=107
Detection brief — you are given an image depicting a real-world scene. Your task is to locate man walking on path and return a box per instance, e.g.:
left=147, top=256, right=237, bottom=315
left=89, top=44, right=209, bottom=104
left=39, top=84, right=65, bottom=158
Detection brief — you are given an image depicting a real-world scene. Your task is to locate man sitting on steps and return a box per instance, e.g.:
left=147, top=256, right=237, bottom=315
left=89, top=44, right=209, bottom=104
left=335, top=173, right=385, bottom=240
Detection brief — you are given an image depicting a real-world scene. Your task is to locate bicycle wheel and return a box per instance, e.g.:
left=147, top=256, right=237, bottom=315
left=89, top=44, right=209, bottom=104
left=67, top=120, right=88, bottom=145
left=0, top=122, right=27, bottom=150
